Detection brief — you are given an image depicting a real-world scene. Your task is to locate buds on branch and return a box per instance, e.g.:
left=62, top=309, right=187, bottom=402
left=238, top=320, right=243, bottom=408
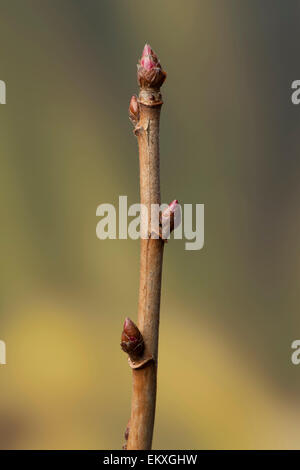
left=124, top=424, right=130, bottom=441
left=122, top=422, right=130, bottom=450
left=159, top=199, right=181, bottom=240
left=129, top=95, right=140, bottom=125
left=121, top=317, right=144, bottom=361
left=137, top=44, right=166, bottom=90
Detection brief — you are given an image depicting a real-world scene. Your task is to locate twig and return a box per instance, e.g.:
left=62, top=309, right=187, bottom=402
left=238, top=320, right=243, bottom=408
left=121, top=44, right=178, bottom=450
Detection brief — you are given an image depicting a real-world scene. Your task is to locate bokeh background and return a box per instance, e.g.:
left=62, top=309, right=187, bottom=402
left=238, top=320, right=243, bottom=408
left=1, top=0, right=300, bottom=449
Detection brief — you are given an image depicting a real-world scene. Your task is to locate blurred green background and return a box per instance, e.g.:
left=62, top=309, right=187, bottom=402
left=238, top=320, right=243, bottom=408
left=1, top=0, right=300, bottom=449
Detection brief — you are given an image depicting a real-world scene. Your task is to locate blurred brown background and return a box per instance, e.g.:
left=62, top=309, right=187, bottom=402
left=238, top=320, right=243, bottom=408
left=1, top=0, right=300, bottom=449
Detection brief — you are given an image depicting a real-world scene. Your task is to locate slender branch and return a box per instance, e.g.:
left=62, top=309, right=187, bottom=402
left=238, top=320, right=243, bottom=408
left=121, top=45, right=178, bottom=450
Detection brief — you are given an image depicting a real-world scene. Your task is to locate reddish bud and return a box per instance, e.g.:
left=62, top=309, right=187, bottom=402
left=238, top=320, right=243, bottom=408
left=129, top=95, right=139, bottom=124
left=121, top=317, right=144, bottom=361
left=141, top=55, right=156, bottom=71
left=137, top=43, right=166, bottom=89
left=164, top=199, right=179, bottom=216
left=142, top=44, right=153, bottom=57
left=160, top=200, right=181, bottom=239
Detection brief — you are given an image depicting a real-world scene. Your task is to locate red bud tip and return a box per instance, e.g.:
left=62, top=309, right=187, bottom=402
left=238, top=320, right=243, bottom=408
left=123, top=317, right=131, bottom=330
left=162, top=200, right=179, bottom=220
left=160, top=200, right=181, bottom=239
left=140, top=44, right=158, bottom=68
left=168, top=199, right=179, bottom=213
left=142, top=44, right=153, bottom=57
left=140, top=45, right=157, bottom=70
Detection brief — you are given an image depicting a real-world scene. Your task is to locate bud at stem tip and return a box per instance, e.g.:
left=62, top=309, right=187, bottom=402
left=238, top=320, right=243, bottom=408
left=137, top=43, right=166, bottom=90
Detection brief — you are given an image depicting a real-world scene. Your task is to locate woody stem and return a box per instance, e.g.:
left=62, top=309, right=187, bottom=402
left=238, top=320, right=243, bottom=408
left=126, top=98, right=164, bottom=450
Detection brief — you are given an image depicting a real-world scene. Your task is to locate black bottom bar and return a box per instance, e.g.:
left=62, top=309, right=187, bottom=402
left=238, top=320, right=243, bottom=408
left=0, top=450, right=297, bottom=467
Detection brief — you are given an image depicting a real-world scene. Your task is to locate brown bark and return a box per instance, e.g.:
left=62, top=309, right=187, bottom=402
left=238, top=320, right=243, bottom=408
left=123, top=45, right=167, bottom=450
left=127, top=99, right=164, bottom=450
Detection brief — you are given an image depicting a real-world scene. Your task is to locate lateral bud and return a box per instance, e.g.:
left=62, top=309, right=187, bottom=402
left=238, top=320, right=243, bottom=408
left=122, top=422, right=130, bottom=451
left=160, top=199, right=181, bottom=240
left=129, top=95, right=139, bottom=125
left=121, top=317, right=144, bottom=361
left=124, top=424, right=130, bottom=441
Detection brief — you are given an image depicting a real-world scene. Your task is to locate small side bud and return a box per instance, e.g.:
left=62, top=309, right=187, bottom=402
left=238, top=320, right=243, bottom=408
left=129, top=95, right=139, bottom=125
left=121, top=317, right=144, bottom=361
left=124, top=424, right=130, bottom=441
left=160, top=200, right=181, bottom=240
left=122, top=422, right=130, bottom=451
left=137, top=43, right=166, bottom=90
